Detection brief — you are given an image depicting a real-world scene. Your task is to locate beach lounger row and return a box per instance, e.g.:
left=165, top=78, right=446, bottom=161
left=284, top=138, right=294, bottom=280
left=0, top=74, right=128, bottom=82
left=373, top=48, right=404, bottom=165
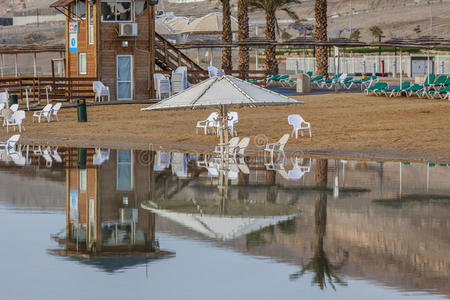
left=365, top=74, right=450, bottom=100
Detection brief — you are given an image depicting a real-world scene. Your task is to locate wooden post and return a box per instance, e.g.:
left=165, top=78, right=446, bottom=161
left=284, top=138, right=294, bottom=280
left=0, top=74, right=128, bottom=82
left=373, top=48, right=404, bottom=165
left=0, top=53, right=3, bottom=78
left=148, top=4, right=156, bottom=99
left=33, top=52, right=37, bottom=77
left=15, top=53, right=18, bottom=77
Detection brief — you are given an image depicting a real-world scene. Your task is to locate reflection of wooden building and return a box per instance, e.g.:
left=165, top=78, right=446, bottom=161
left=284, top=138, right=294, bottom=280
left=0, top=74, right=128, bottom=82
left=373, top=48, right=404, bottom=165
left=51, top=149, right=162, bottom=257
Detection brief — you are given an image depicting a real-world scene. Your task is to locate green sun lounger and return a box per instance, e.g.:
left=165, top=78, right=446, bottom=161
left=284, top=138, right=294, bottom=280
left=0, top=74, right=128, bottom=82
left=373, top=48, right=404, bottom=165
left=364, top=82, right=388, bottom=95
left=404, top=84, right=425, bottom=97
left=426, top=85, right=450, bottom=99
left=381, top=81, right=411, bottom=97
left=423, top=74, right=436, bottom=90
left=430, top=75, right=447, bottom=90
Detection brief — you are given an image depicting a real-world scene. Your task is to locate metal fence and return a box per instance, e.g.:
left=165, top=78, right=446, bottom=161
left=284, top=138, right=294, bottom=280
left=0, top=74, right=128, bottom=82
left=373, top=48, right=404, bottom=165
left=286, top=55, right=450, bottom=77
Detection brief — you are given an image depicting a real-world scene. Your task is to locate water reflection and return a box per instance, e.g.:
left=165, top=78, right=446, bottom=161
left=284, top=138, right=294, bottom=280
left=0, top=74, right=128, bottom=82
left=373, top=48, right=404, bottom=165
left=0, top=146, right=449, bottom=298
left=45, top=149, right=171, bottom=271
left=290, top=159, right=347, bottom=290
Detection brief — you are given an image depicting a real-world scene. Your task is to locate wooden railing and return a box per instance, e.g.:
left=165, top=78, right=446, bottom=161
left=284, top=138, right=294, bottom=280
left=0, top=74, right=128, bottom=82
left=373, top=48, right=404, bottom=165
left=0, top=76, right=96, bottom=106
left=155, top=33, right=204, bottom=71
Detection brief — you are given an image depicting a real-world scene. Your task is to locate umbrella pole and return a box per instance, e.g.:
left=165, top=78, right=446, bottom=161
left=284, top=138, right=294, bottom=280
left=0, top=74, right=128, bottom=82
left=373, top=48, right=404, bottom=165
left=218, top=104, right=230, bottom=194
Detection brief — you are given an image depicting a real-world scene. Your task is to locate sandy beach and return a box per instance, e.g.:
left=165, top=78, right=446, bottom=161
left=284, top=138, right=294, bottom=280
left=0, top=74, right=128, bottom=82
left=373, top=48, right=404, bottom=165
left=3, top=92, right=450, bottom=162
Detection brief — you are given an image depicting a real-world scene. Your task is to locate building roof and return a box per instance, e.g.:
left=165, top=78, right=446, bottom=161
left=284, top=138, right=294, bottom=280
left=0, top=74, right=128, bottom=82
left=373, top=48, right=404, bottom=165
left=50, top=0, right=75, bottom=8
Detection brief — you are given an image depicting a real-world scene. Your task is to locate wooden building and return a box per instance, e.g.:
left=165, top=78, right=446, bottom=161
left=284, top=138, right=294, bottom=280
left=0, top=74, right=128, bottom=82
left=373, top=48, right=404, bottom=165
left=50, top=0, right=204, bottom=101
left=50, top=0, right=156, bottom=101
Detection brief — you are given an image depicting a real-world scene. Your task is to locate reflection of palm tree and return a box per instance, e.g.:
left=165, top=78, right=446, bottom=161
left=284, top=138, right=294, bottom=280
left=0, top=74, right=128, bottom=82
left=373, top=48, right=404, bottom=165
left=290, top=159, right=347, bottom=290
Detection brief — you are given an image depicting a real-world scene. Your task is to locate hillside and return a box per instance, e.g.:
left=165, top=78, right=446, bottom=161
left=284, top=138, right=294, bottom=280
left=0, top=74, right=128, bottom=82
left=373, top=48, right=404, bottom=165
left=1, top=0, right=450, bottom=45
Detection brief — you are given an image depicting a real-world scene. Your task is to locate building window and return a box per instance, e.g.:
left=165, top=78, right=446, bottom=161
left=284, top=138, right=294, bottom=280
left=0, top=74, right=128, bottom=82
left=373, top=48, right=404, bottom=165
left=117, top=150, right=133, bottom=190
left=70, top=0, right=86, bottom=19
left=101, top=0, right=132, bottom=22
left=88, top=3, right=94, bottom=44
left=79, top=169, right=87, bottom=192
left=79, top=53, right=87, bottom=75
left=134, top=0, right=147, bottom=19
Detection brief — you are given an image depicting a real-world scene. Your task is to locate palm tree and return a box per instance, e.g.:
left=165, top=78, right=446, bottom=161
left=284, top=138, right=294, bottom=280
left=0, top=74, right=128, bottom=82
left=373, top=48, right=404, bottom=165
left=238, top=0, right=250, bottom=78
left=221, top=0, right=233, bottom=72
left=315, top=0, right=328, bottom=77
left=248, top=0, right=300, bottom=75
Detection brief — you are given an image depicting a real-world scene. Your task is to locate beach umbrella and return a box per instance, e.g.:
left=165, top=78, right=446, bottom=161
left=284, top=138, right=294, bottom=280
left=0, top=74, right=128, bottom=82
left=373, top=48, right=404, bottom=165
left=181, top=12, right=238, bottom=35
left=142, top=75, right=302, bottom=185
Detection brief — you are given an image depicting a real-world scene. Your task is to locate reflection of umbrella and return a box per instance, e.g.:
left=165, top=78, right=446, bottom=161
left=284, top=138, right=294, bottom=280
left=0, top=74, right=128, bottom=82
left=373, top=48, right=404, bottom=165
left=143, top=204, right=299, bottom=241
left=143, top=75, right=302, bottom=187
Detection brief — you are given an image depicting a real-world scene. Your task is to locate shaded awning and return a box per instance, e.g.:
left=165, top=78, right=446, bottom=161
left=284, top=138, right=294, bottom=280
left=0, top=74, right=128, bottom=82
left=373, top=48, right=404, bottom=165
left=50, top=0, right=75, bottom=8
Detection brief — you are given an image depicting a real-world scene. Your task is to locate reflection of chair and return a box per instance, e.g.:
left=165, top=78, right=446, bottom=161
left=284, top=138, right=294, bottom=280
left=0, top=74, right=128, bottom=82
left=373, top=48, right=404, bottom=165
left=0, top=134, right=20, bottom=152
left=51, top=147, right=63, bottom=163
left=42, top=147, right=53, bottom=168
left=93, top=148, right=110, bottom=165
left=264, top=134, right=289, bottom=165
left=234, top=137, right=250, bottom=158
left=214, top=137, right=240, bottom=156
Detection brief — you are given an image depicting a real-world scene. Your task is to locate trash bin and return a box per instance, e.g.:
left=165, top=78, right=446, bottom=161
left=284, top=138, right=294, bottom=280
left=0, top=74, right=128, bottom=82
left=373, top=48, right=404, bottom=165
left=77, top=148, right=87, bottom=169
left=76, top=98, right=87, bottom=122
left=9, top=94, right=18, bottom=106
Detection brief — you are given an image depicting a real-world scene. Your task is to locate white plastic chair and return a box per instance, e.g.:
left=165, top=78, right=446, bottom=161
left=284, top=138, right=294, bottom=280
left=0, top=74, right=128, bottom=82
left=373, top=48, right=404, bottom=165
left=0, top=103, right=5, bottom=111
left=51, top=102, right=62, bottom=121
left=32, top=104, right=53, bottom=123
left=171, top=72, right=185, bottom=95
left=288, top=114, right=311, bottom=138
left=6, top=110, right=26, bottom=133
left=227, top=112, right=238, bottom=136
left=264, top=134, right=290, bottom=164
left=208, top=66, right=219, bottom=78
left=0, top=91, right=9, bottom=108
left=156, top=76, right=171, bottom=100
left=93, top=81, right=110, bottom=102
left=10, top=104, right=18, bottom=112
left=196, top=112, right=218, bottom=135
left=0, top=134, right=20, bottom=152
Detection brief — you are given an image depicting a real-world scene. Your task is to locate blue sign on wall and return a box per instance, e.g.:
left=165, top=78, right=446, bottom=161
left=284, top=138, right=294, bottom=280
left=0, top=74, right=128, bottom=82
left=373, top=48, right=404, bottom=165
left=69, top=33, right=78, bottom=53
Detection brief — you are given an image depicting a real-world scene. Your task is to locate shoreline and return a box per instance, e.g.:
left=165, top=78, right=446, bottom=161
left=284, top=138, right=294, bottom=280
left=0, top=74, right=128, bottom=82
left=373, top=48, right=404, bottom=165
left=2, top=93, right=450, bottom=163
left=15, top=134, right=450, bottom=164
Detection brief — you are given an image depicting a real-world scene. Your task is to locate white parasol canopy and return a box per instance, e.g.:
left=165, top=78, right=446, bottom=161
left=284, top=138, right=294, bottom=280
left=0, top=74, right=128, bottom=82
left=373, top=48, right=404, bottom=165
left=181, top=12, right=238, bottom=35
left=142, top=205, right=299, bottom=241
left=142, top=75, right=302, bottom=111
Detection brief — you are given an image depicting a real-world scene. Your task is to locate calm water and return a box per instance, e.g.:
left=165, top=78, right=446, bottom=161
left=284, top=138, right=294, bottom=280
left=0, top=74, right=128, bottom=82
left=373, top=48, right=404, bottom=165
left=0, top=147, right=449, bottom=300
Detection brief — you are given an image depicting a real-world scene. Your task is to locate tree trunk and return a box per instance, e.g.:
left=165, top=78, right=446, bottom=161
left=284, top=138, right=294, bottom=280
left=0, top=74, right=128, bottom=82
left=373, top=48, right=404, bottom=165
left=315, top=0, right=328, bottom=77
left=315, top=159, right=328, bottom=188
left=237, top=0, right=249, bottom=78
left=222, top=0, right=233, bottom=72
left=265, top=3, right=278, bottom=75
